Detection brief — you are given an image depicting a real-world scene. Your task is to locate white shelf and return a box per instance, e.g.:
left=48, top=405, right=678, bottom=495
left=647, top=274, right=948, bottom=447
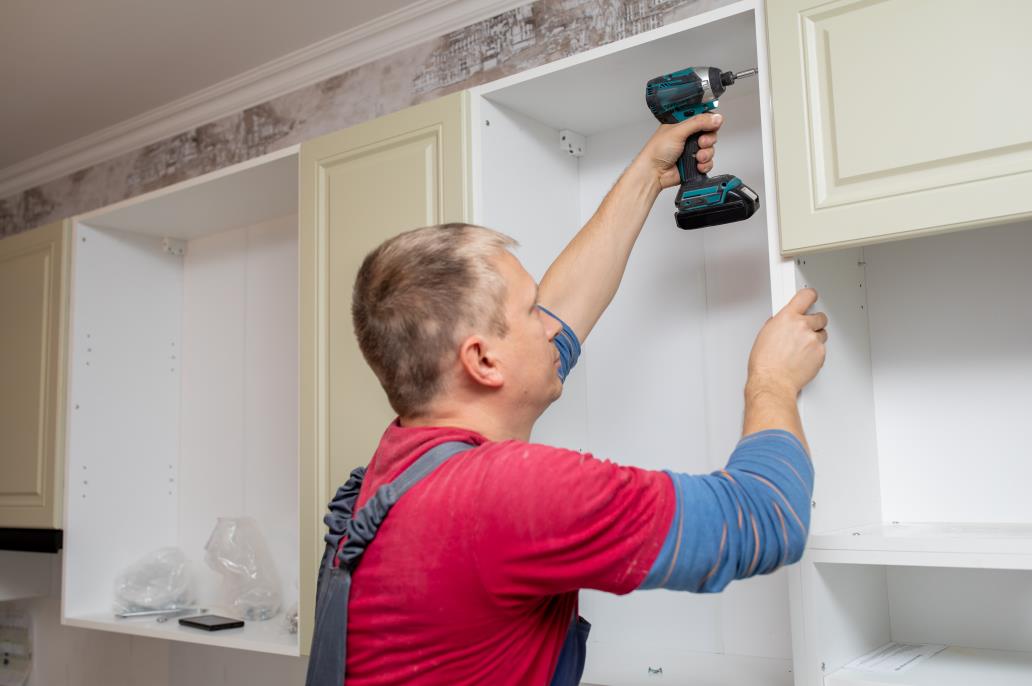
left=64, top=612, right=299, bottom=656
left=826, top=646, right=1032, bottom=686
left=806, top=522, right=1032, bottom=570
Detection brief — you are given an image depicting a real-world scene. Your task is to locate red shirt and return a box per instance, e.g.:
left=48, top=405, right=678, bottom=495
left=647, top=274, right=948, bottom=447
left=344, top=421, right=675, bottom=685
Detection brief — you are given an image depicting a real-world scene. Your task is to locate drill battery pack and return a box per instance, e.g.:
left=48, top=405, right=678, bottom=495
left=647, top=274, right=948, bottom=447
left=674, top=174, right=760, bottom=230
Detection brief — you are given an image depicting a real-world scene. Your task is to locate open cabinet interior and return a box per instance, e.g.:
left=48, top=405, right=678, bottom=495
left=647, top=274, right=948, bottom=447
left=474, top=6, right=793, bottom=684
left=793, top=217, right=1032, bottom=686
left=798, top=217, right=1032, bottom=537
left=62, top=151, right=301, bottom=655
left=810, top=562, right=1032, bottom=686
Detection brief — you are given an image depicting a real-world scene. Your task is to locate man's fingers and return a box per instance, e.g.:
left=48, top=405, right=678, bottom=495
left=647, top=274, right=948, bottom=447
left=816, top=329, right=828, bottom=344
left=806, top=312, right=828, bottom=331
left=697, top=160, right=714, bottom=174
left=697, top=133, right=718, bottom=148
left=676, top=112, right=723, bottom=138
left=696, top=148, right=714, bottom=164
left=785, top=287, right=819, bottom=315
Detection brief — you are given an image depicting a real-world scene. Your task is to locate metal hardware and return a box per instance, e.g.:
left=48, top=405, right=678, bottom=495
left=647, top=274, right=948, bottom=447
left=161, top=237, right=186, bottom=257
left=559, top=129, right=586, bottom=157
left=114, top=607, right=199, bottom=619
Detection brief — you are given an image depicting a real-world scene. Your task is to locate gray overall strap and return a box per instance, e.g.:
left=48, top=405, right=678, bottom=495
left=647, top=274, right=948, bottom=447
left=339, top=440, right=469, bottom=568
left=305, top=440, right=473, bottom=686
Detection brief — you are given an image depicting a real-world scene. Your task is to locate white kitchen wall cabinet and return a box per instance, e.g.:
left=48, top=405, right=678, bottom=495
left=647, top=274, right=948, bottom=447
left=298, top=90, right=471, bottom=653
left=0, top=220, right=70, bottom=534
left=472, top=1, right=1032, bottom=684
left=59, top=90, right=471, bottom=658
left=472, top=4, right=795, bottom=683
left=62, top=149, right=302, bottom=655
left=766, top=0, right=1032, bottom=254
left=788, top=218, right=1032, bottom=686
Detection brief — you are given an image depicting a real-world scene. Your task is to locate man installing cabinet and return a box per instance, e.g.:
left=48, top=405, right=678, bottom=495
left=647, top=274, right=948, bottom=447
left=307, top=112, right=828, bottom=686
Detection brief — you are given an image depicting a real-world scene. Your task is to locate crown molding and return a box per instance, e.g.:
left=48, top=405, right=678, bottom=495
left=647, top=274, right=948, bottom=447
left=0, top=0, right=530, bottom=199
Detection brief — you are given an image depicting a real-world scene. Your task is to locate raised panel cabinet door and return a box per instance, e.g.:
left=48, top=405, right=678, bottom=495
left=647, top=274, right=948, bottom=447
left=298, top=91, right=471, bottom=653
left=766, top=0, right=1032, bottom=254
left=0, top=221, right=70, bottom=529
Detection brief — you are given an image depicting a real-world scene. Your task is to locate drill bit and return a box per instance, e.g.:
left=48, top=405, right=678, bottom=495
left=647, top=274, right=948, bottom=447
left=734, top=68, right=758, bottom=80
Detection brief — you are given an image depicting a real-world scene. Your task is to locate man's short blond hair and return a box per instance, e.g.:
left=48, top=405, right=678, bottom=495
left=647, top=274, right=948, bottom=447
left=352, top=223, right=518, bottom=417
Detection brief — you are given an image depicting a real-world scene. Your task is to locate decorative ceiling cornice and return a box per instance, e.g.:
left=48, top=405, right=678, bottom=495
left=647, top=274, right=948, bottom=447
left=0, top=0, right=530, bottom=199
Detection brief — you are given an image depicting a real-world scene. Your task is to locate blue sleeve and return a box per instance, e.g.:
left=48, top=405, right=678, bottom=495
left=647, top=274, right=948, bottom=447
left=639, top=429, right=814, bottom=592
left=537, top=305, right=581, bottom=383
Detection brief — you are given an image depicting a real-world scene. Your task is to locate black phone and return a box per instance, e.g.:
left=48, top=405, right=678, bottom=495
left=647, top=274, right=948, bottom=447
left=178, top=614, right=245, bottom=631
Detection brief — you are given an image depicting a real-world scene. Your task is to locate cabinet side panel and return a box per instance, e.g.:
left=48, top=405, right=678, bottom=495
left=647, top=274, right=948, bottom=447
left=812, top=562, right=890, bottom=675
left=478, top=99, right=587, bottom=455
left=795, top=250, right=882, bottom=534
left=64, top=224, right=182, bottom=617
left=699, top=78, right=794, bottom=663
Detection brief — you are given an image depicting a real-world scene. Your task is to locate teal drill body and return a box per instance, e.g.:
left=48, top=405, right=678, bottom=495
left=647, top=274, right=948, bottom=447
left=646, top=66, right=760, bottom=230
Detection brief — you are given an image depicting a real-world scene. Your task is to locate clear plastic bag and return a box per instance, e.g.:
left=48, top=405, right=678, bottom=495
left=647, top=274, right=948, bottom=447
left=283, top=601, right=299, bottom=635
left=204, top=517, right=282, bottom=621
left=113, top=547, right=193, bottom=613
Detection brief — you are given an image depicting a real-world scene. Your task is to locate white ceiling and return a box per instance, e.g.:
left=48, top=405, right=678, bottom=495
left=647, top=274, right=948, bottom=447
left=0, top=0, right=420, bottom=171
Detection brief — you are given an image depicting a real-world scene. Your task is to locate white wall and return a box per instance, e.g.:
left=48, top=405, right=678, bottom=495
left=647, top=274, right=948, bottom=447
left=6, top=556, right=171, bottom=686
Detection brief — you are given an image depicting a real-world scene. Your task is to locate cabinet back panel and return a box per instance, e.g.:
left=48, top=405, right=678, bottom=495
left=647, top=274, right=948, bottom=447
left=887, top=566, right=1032, bottom=652
left=576, top=107, right=788, bottom=668
left=65, top=224, right=183, bottom=615
left=811, top=563, right=890, bottom=675
left=477, top=100, right=589, bottom=454
left=864, top=220, right=1032, bottom=523
left=178, top=216, right=299, bottom=609
left=579, top=120, right=723, bottom=656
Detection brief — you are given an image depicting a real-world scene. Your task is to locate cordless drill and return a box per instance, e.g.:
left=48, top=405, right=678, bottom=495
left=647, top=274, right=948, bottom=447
left=646, top=66, right=760, bottom=230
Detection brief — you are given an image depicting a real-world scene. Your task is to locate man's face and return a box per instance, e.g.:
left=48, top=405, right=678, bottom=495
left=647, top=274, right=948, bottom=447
left=492, top=252, right=564, bottom=414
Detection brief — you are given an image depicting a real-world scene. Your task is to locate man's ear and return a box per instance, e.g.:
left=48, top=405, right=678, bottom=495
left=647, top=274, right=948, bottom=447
left=458, top=335, right=504, bottom=389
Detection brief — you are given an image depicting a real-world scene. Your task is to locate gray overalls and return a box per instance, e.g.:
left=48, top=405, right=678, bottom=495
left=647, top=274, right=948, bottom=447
left=304, top=441, right=590, bottom=686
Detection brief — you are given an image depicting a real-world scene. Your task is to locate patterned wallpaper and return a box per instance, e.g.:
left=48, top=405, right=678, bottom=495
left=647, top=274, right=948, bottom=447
left=0, top=0, right=734, bottom=237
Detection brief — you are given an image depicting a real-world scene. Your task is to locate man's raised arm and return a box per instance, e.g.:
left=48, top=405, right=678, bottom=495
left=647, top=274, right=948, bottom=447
left=536, top=113, right=724, bottom=342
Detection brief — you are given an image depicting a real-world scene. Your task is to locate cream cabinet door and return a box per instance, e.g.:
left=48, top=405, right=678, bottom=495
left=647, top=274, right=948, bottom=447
left=298, top=91, right=471, bottom=652
left=0, top=221, right=70, bottom=530
left=766, top=0, right=1032, bottom=254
